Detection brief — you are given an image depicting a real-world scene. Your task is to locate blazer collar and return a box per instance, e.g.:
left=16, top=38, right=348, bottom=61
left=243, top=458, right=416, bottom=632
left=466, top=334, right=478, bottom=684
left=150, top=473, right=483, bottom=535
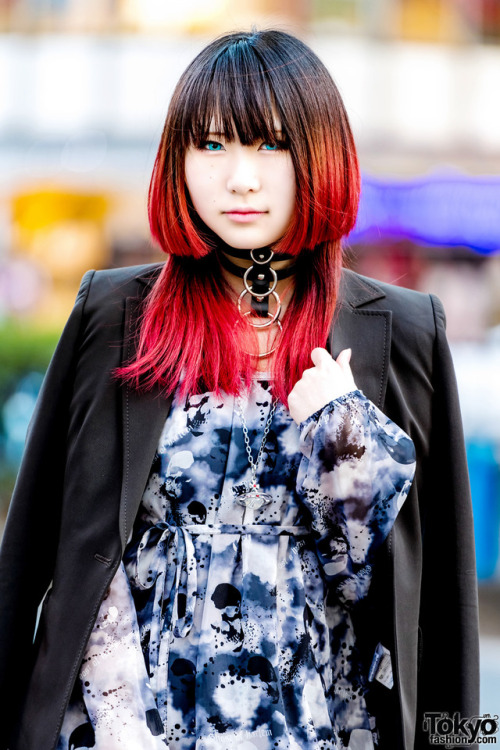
left=119, top=265, right=392, bottom=549
left=338, top=268, right=387, bottom=309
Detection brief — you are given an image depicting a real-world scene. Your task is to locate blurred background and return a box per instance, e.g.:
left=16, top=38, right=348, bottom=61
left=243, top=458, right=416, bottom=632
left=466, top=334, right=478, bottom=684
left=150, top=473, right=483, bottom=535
left=0, top=0, right=499, bottom=714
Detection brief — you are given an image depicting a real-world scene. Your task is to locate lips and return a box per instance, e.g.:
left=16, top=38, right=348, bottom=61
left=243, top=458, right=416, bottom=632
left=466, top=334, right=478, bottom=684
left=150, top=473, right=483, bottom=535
left=223, top=209, right=266, bottom=214
left=223, top=208, right=267, bottom=223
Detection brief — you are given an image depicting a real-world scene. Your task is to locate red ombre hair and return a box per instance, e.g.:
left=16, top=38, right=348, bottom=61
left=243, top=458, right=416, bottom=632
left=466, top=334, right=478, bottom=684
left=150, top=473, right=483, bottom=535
left=118, top=30, right=360, bottom=405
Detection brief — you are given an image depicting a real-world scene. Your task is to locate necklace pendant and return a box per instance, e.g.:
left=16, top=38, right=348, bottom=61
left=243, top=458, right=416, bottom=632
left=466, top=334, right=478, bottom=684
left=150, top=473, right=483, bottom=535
left=234, top=483, right=272, bottom=509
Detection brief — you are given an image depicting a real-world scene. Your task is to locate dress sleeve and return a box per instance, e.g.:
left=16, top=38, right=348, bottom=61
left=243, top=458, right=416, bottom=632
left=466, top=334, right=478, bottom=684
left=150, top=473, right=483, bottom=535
left=295, top=390, right=416, bottom=605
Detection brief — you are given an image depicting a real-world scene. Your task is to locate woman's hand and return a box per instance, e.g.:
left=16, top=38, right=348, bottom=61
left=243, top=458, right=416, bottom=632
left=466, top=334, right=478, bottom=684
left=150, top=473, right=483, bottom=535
left=287, top=348, right=357, bottom=425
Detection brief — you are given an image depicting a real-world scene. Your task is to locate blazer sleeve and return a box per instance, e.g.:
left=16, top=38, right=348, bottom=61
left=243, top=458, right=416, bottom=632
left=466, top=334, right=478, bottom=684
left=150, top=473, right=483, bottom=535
left=415, top=294, right=480, bottom=744
left=0, top=270, right=94, bottom=745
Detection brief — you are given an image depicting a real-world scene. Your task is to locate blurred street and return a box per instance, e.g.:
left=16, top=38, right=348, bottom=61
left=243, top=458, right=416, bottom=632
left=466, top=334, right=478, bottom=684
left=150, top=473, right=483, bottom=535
left=480, top=585, right=500, bottom=714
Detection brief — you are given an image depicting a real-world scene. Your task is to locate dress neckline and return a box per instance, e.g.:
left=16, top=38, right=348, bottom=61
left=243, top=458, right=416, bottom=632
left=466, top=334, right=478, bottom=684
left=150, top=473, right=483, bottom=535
left=251, top=372, right=273, bottom=380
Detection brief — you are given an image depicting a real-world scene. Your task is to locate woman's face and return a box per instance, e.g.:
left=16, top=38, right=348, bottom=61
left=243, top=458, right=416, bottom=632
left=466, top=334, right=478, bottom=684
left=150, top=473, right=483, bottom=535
left=184, top=122, right=296, bottom=250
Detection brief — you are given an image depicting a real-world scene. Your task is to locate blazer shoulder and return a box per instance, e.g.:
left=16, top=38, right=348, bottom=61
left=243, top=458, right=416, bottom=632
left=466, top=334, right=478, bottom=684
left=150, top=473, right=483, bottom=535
left=82, top=262, right=164, bottom=307
left=341, top=268, right=439, bottom=337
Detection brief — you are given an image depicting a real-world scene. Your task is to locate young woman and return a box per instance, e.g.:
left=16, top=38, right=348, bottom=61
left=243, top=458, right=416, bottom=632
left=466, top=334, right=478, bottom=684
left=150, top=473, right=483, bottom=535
left=0, top=29, right=479, bottom=750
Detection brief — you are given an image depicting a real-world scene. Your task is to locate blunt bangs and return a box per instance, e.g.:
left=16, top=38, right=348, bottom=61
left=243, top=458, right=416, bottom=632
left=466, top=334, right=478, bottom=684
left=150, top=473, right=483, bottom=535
left=180, top=38, right=287, bottom=149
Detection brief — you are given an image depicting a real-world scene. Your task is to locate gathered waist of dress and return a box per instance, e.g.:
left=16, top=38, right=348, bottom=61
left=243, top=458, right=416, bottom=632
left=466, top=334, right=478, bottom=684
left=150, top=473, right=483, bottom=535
left=126, top=521, right=313, bottom=646
left=179, top=523, right=310, bottom=536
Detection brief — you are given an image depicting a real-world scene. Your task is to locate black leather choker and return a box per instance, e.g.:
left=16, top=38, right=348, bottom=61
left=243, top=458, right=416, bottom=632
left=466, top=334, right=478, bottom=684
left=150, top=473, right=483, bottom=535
left=218, top=248, right=296, bottom=318
left=220, top=246, right=295, bottom=261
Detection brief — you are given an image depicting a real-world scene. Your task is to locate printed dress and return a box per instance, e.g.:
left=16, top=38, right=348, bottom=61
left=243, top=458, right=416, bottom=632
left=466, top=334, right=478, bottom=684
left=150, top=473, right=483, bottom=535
left=57, top=377, right=416, bottom=750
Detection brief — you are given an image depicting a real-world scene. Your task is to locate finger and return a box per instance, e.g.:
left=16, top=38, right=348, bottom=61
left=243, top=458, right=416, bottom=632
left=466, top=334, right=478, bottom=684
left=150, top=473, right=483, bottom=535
left=336, top=348, right=352, bottom=367
left=336, top=348, right=356, bottom=389
left=310, top=347, right=335, bottom=369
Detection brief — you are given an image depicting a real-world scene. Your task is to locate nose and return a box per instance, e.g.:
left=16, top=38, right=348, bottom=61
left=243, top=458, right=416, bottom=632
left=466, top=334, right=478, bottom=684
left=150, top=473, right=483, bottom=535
left=226, top=150, right=260, bottom=194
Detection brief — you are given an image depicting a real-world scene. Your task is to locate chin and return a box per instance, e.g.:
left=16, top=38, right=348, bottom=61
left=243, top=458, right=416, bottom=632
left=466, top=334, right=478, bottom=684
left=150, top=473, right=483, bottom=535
left=219, top=234, right=282, bottom=252
left=222, top=238, right=271, bottom=251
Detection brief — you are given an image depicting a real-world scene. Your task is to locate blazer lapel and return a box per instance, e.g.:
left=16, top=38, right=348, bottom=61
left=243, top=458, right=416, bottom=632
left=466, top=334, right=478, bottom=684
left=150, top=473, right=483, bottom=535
left=119, top=296, right=172, bottom=550
left=329, top=270, right=392, bottom=409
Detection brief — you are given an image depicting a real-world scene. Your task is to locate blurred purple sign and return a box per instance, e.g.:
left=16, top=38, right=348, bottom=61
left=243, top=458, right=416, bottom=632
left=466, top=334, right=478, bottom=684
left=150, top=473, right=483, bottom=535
left=350, top=172, right=500, bottom=255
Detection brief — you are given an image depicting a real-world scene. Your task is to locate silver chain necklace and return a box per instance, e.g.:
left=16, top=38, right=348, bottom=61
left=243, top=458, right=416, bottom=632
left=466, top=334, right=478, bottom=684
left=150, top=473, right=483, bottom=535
left=234, top=392, right=278, bottom=510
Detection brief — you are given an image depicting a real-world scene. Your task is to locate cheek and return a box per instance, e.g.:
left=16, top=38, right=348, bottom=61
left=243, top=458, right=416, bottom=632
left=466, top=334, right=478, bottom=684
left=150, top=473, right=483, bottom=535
left=276, top=158, right=296, bottom=216
left=184, top=153, right=209, bottom=210
left=184, top=158, right=220, bottom=223
left=283, top=181, right=296, bottom=223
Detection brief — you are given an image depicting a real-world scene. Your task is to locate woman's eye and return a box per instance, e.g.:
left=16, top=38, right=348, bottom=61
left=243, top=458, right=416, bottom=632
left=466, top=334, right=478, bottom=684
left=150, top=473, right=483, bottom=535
left=260, top=141, right=287, bottom=151
left=200, top=141, right=224, bottom=152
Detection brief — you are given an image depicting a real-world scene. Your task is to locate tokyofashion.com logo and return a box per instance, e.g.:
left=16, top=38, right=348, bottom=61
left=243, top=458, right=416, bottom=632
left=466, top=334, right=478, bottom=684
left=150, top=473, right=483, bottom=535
left=423, top=712, right=499, bottom=745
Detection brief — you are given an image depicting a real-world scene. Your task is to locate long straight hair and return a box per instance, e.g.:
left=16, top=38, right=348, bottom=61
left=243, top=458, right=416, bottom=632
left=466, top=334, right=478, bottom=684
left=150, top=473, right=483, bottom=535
left=118, top=30, right=360, bottom=406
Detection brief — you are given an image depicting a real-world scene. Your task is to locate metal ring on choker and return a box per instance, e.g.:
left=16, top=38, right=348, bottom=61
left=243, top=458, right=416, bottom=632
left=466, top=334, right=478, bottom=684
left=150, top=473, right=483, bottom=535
left=238, top=290, right=282, bottom=328
left=243, top=265, right=278, bottom=297
left=235, top=316, right=283, bottom=356
left=243, top=311, right=282, bottom=335
left=250, top=248, right=274, bottom=265
left=217, top=249, right=296, bottom=282
left=218, top=245, right=294, bottom=262
left=256, top=319, right=283, bottom=358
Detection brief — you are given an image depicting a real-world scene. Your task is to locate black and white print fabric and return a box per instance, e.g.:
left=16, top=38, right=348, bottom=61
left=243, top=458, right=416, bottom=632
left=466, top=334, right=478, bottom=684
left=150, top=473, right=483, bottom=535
left=58, top=379, right=416, bottom=750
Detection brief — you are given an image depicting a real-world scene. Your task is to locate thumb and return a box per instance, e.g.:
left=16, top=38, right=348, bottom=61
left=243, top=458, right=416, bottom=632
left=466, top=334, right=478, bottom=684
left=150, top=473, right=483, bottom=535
left=310, top=347, right=334, bottom=369
left=336, top=348, right=352, bottom=368
left=336, top=348, right=356, bottom=389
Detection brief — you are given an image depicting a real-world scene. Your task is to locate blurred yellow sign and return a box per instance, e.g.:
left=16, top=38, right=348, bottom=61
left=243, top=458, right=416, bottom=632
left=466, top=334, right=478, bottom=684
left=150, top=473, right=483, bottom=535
left=13, top=189, right=108, bottom=233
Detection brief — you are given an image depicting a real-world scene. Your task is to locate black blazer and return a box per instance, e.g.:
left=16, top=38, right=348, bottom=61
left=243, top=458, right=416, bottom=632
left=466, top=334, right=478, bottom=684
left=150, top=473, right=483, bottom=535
left=0, top=263, right=479, bottom=750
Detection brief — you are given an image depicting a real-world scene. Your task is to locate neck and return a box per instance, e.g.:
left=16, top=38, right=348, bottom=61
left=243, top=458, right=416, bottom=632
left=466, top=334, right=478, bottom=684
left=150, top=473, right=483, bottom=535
left=219, top=250, right=296, bottom=299
left=217, top=244, right=297, bottom=279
